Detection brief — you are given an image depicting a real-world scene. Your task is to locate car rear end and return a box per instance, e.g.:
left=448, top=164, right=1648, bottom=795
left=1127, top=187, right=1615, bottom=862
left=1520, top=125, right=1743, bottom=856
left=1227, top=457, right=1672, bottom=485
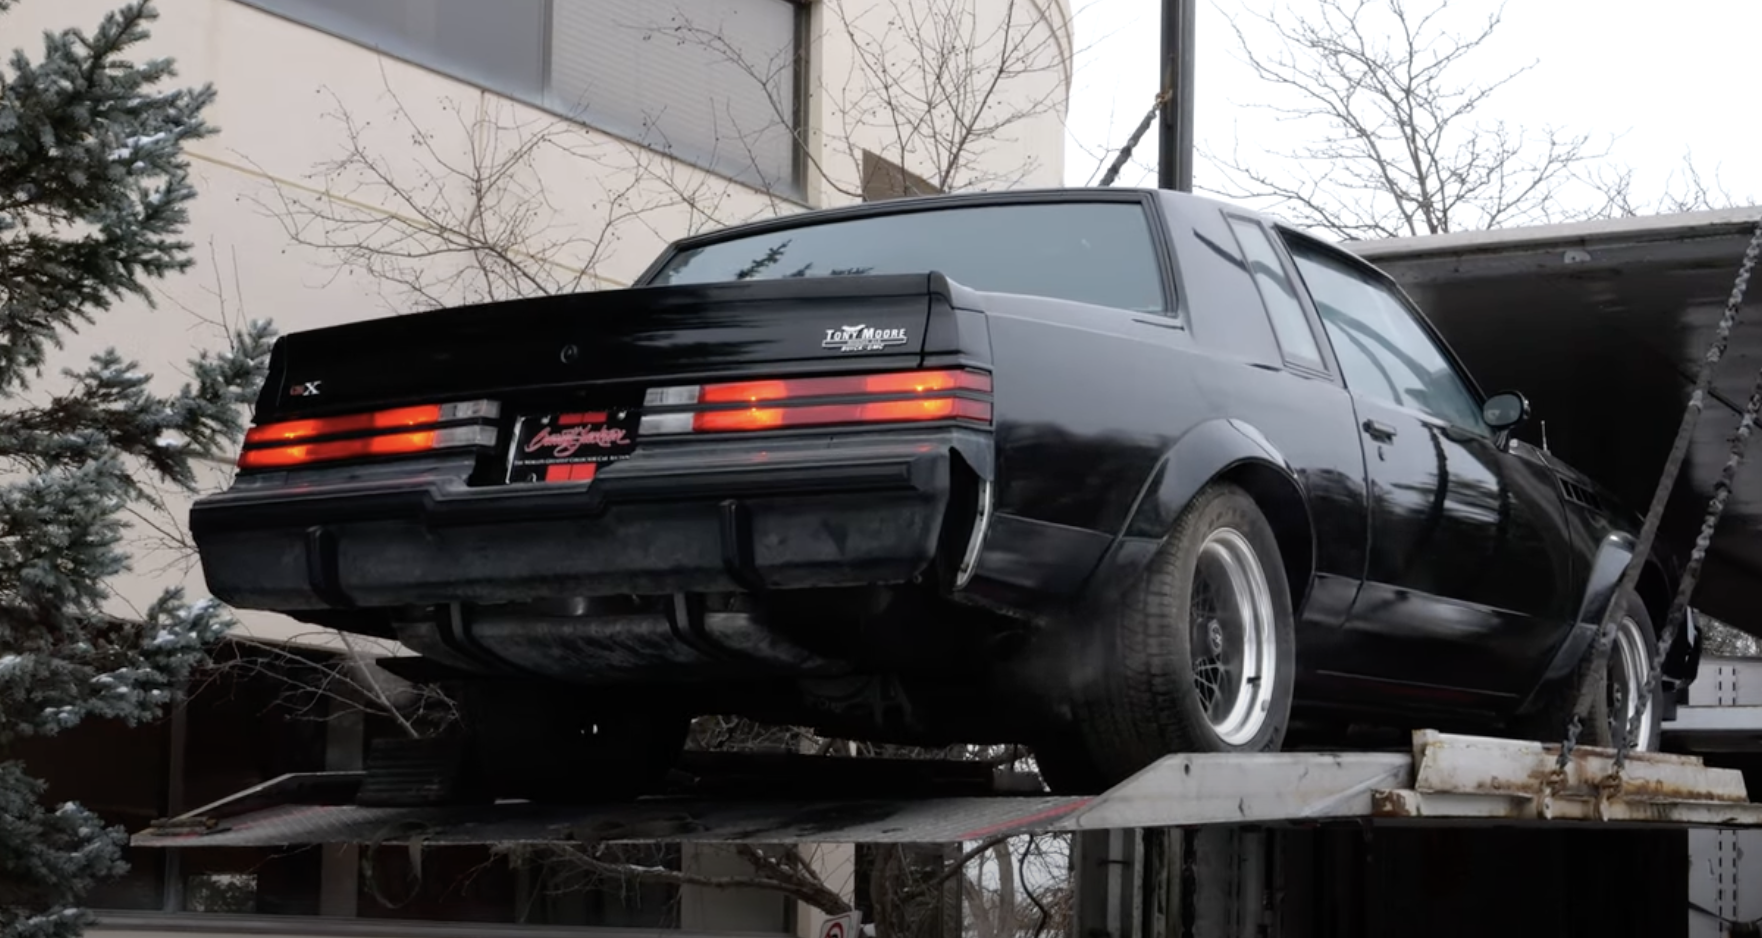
left=192, top=273, right=998, bottom=625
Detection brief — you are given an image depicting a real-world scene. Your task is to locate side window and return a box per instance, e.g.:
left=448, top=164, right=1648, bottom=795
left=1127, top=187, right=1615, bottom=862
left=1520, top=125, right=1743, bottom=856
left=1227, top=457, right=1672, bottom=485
left=1225, top=216, right=1324, bottom=369
left=1287, top=243, right=1485, bottom=431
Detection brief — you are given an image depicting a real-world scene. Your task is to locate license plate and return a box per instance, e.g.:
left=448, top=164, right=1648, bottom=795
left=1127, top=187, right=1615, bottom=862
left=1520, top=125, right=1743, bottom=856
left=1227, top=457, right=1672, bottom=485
left=506, top=408, right=639, bottom=484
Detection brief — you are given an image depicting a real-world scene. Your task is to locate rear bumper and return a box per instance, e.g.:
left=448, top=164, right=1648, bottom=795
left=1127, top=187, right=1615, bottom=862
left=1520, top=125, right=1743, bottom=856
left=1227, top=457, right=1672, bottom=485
left=192, top=431, right=990, bottom=611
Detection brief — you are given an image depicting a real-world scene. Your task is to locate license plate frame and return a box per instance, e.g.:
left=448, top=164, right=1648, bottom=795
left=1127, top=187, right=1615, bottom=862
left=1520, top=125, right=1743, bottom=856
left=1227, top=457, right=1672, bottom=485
left=505, top=408, right=639, bottom=484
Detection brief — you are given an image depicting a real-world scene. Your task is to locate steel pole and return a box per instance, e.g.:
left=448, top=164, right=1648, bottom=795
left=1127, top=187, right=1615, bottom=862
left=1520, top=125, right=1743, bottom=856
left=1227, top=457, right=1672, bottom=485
left=1157, top=0, right=1197, bottom=191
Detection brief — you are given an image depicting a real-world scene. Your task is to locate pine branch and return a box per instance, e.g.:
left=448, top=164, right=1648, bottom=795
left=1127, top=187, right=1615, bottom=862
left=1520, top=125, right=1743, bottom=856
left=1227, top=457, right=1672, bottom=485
left=0, top=5, right=276, bottom=937
left=0, top=0, right=219, bottom=394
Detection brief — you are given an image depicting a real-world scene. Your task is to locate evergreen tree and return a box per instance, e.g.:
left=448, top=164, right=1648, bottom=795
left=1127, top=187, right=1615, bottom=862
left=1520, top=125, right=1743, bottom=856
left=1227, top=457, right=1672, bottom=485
left=0, top=3, right=275, bottom=935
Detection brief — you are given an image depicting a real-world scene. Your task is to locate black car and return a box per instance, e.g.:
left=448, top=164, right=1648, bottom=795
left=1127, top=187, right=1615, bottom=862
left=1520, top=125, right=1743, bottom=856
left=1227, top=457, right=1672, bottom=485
left=190, top=187, right=1699, bottom=799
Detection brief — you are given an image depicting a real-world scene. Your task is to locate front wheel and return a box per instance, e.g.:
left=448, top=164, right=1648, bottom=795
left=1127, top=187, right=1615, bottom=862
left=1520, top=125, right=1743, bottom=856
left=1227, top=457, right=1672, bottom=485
left=1511, top=596, right=1662, bottom=752
left=1607, top=603, right=1664, bottom=752
left=1039, top=483, right=1297, bottom=793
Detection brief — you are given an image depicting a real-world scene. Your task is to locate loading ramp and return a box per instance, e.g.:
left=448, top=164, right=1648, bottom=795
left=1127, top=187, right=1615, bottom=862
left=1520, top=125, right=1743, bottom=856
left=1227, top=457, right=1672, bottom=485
left=130, top=729, right=1761, bottom=938
left=127, top=731, right=1762, bottom=851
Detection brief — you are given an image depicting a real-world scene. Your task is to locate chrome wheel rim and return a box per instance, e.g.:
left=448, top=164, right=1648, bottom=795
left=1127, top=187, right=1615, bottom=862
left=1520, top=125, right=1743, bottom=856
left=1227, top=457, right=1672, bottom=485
left=1608, top=614, right=1657, bottom=751
left=1188, top=527, right=1277, bottom=745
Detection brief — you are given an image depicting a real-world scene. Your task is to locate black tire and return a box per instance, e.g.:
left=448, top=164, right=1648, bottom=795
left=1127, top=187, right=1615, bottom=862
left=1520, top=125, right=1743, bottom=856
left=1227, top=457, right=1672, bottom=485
left=1054, top=482, right=1297, bottom=791
left=459, top=683, right=690, bottom=803
left=1512, top=595, right=1662, bottom=752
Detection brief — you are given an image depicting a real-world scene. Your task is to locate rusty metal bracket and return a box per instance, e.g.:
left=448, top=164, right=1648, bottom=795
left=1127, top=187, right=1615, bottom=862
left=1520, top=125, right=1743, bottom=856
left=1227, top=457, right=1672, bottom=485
left=1375, top=730, right=1762, bottom=825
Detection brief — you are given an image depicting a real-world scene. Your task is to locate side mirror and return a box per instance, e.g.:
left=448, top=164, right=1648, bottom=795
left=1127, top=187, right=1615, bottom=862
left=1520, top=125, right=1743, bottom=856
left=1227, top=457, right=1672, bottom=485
left=1482, top=391, right=1530, bottom=431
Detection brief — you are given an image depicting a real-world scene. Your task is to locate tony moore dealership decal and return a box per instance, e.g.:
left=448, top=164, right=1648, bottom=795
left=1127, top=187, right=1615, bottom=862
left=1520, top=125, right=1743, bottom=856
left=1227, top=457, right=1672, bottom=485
left=822, top=323, right=909, bottom=353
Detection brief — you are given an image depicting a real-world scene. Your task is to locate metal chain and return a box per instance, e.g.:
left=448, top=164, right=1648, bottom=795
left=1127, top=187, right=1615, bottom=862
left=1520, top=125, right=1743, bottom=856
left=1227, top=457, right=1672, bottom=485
left=1098, top=90, right=1172, bottom=188
left=1551, top=218, right=1762, bottom=791
left=1612, top=221, right=1762, bottom=776
left=1615, top=353, right=1762, bottom=776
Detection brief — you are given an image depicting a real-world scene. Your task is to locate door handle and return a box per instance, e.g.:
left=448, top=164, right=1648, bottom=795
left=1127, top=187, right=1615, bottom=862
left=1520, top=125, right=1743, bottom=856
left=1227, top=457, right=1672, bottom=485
left=1362, top=418, right=1398, bottom=442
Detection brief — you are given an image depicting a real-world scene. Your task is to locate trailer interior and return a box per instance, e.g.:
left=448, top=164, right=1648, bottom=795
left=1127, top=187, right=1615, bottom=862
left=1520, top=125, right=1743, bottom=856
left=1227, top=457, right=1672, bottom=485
left=1352, top=208, right=1762, bottom=636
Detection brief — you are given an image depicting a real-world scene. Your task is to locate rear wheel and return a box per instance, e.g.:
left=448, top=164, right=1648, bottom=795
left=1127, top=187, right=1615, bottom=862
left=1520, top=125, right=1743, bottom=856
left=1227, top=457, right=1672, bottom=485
left=460, top=683, right=689, bottom=803
left=1039, top=483, right=1296, bottom=793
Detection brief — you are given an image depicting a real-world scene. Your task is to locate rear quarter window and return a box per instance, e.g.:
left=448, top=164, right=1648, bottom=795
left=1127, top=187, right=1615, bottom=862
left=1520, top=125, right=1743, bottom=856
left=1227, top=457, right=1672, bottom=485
left=1225, top=215, right=1325, bottom=370
left=650, top=201, right=1169, bottom=313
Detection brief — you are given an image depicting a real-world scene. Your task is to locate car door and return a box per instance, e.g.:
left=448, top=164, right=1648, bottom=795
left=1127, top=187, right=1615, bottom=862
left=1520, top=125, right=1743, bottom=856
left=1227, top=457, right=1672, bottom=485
left=1282, top=235, right=1580, bottom=703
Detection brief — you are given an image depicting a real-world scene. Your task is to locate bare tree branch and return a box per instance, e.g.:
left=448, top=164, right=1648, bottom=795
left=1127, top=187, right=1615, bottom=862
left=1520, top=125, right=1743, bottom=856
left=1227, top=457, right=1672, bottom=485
left=655, top=0, right=1072, bottom=199
left=508, top=842, right=855, bottom=916
left=1580, top=149, right=1750, bottom=218
left=239, top=65, right=674, bottom=312
left=1200, top=0, right=1617, bottom=239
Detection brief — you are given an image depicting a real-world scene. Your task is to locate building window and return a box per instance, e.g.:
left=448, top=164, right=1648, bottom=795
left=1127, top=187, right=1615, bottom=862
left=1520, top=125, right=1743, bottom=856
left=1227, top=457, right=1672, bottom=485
left=236, top=0, right=806, bottom=192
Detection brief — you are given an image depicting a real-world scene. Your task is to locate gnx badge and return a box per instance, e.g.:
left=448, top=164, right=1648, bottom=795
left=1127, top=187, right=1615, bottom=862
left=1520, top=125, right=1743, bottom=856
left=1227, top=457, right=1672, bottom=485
left=822, top=323, right=908, bottom=353
left=288, top=380, right=322, bottom=397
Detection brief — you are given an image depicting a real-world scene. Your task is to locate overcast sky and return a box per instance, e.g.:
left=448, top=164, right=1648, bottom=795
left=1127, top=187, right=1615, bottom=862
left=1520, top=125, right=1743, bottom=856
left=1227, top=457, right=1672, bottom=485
left=1062, top=0, right=1762, bottom=223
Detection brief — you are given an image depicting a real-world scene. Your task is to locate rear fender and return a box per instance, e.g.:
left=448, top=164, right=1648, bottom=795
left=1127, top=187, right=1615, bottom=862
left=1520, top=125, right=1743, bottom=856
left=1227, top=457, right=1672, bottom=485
left=1082, top=417, right=1312, bottom=604
left=1577, top=532, right=1642, bottom=634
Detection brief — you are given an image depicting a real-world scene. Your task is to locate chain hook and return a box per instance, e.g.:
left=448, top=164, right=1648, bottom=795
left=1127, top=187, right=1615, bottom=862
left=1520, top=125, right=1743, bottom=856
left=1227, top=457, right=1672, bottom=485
left=1537, top=764, right=1567, bottom=820
left=1595, top=764, right=1626, bottom=821
left=1538, top=716, right=1582, bottom=819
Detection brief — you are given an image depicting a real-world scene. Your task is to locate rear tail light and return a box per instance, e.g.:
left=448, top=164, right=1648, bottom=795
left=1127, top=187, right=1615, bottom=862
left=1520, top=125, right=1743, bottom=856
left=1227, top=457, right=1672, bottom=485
left=639, top=369, right=993, bottom=436
left=238, top=400, right=499, bottom=470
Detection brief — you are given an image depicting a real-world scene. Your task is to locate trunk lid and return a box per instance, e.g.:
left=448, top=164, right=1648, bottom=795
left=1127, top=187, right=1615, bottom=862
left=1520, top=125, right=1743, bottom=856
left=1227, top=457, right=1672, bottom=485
left=254, top=273, right=987, bottom=420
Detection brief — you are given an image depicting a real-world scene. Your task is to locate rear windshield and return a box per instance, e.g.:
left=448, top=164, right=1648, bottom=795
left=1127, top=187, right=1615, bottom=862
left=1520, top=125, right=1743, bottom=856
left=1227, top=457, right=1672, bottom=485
left=647, top=201, right=1169, bottom=313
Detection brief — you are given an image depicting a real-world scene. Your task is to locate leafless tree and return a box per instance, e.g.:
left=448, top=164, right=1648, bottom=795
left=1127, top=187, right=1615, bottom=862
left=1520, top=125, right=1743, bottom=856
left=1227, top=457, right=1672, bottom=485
left=246, top=78, right=690, bottom=314
left=502, top=833, right=1046, bottom=927
left=961, top=834, right=1072, bottom=938
left=1581, top=150, right=1751, bottom=219
left=658, top=0, right=1072, bottom=199
left=1202, top=0, right=1617, bottom=239
left=199, top=628, right=458, bottom=739
left=1201, top=0, right=1755, bottom=239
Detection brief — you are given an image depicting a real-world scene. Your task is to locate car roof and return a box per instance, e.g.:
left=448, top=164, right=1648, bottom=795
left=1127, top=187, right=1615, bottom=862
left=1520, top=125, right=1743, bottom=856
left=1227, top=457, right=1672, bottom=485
left=661, top=186, right=1304, bottom=254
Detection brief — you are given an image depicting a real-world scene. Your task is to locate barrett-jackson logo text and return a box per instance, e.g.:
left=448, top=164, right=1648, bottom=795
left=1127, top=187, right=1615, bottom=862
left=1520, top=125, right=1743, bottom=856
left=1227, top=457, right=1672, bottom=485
left=525, top=425, right=628, bottom=458
left=823, top=324, right=909, bottom=353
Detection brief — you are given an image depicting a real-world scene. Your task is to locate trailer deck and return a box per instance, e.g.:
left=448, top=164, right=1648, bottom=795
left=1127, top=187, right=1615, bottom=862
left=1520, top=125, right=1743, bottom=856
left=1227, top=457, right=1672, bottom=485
left=131, top=730, right=1762, bottom=852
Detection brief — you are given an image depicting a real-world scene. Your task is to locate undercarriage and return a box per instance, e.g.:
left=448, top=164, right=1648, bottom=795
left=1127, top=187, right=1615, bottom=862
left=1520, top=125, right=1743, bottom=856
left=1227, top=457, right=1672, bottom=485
left=368, top=586, right=1074, bottom=777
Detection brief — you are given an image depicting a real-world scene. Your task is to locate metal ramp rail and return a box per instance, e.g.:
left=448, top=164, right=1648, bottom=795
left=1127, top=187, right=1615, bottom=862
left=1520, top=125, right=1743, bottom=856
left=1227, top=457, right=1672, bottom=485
left=132, top=730, right=1762, bottom=852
